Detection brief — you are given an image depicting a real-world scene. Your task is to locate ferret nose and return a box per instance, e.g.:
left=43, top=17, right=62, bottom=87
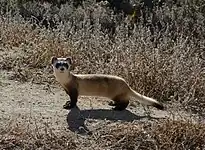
left=60, top=68, right=64, bottom=71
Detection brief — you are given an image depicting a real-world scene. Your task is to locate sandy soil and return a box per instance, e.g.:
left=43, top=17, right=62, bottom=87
left=0, top=70, right=195, bottom=136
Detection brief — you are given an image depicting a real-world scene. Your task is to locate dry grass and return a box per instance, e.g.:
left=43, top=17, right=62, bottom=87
left=0, top=119, right=204, bottom=150
left=0, top=121, right=77, bottom=150
left=0, top=5, right=204, bottom=114
left=151, top=119, right=205, bottom=150
left=94, top=120, right=205, bottom=150
left=0, top=0, right=205, bottom=149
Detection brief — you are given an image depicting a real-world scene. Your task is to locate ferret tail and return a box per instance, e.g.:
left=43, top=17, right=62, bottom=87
left=129, top=88, right=164, bottom=110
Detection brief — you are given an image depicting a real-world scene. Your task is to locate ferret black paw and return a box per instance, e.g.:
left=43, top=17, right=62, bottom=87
left=112, top=106, right=126, bottom=111
left=108, top=101, right=117, bottom=106
left=63, top=101, right=76, bottom=109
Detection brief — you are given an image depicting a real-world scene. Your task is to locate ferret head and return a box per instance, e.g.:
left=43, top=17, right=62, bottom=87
left=51, top=56, right=72, bottom=74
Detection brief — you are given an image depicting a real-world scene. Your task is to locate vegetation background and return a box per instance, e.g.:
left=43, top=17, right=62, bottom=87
left=0, top=0, right=205, bottom=149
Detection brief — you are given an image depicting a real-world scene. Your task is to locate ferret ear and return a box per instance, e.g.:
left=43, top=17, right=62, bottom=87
left=66, top=57, right=72, bottom=64
left=51, top=56, right=57, bottom=64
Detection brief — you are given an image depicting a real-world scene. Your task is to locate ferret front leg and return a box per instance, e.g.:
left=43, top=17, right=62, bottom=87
left=63, top=88, right=78, bottom=109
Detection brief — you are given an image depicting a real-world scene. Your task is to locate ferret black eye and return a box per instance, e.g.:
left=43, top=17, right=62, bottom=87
left=63, top=63, right=69, bottom=69
left=55, top=63, right=61, bottom=68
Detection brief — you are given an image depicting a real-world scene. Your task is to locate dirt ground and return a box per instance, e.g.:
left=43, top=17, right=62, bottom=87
left=0, top=70, right=197, bottom=136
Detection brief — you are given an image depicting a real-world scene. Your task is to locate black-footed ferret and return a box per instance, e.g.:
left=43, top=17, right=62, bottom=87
left=51, top=56, right=164, bottom=111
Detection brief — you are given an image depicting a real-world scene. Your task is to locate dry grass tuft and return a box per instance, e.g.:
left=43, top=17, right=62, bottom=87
left=94, top=123, right=156, bottom=149
left=90, top=120, right=205, bottom=150
left=151, top=119, right=205, bottom=150
left=0, top=122, right=77, bottom=150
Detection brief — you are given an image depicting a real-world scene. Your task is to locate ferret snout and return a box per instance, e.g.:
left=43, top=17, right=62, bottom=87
left=60, top=67, right=65, bottom=71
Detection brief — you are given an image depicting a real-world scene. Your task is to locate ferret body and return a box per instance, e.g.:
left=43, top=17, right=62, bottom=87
left=51, top=57, right=164, bottom=111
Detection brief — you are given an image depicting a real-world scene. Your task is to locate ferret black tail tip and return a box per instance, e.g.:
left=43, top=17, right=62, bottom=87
left=153, top=103, right=164, bottom=110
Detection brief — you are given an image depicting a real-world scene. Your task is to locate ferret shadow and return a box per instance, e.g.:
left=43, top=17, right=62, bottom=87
left=66, top=106, right=160, bottom=135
